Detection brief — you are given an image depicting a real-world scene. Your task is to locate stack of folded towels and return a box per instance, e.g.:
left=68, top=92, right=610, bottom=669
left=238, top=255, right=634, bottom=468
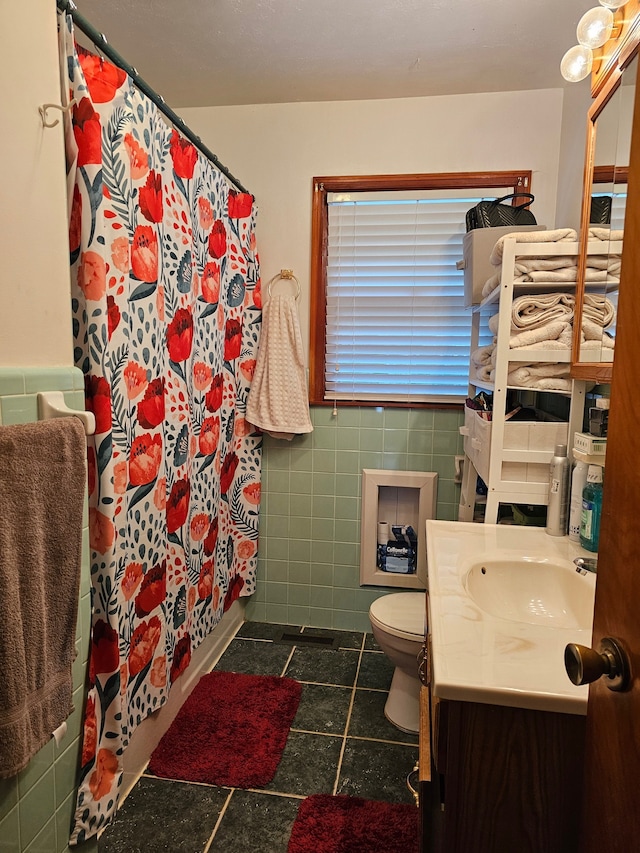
left=471, top=226, right=620, bottom=390
left=471, top=292, right=616, bottom=391
left=481, top=227, right=623, bottom=299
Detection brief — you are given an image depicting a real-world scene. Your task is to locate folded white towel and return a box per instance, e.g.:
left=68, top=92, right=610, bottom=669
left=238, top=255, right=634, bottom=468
left=488, top=308, right=568, bottom=337
left=475, top=363, right=494, bottom=382
left=509, top=292, right=574, bottom=330
left=507, top=362, right=572, bottom=391
left=581, top=334, right=615, bottom=350
left=508, top=362, right=571, bottom=379
left=583, top=318, right=616, bottom=344
left=509, top=322, right=573, bottom=349
left=583, top=293, right=616, bottom=328
left=589, top=227, right=624, bottom=242
left=246, top=292, right=313, bottom=440
left=514, top=256, right=577, bottom=275
left=587, top=255, right=620, bottom=270
left=585, top=255, right=617, bottom=271
left=517, top=267, right=578, bottom=283
left=488, top=312, right=572, bottom=349
left=470, top=343, right=496, bottom=367
left=489, top=228, right=578, bottom=266
left=511, top=376, right=573, bottom=391
left=584, top=267, right=620, bottom=283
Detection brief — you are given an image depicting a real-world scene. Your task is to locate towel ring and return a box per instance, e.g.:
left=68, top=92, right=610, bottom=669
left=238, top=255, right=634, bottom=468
left=267, top=269, right=300, bottom=300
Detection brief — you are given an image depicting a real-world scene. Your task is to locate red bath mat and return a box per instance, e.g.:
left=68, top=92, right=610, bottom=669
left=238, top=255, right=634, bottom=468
left=148, top=671, right=302, bottom=788
left=287, top=794, right=419, bottom=853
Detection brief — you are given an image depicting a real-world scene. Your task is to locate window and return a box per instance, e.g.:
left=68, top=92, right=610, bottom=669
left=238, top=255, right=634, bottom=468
left=309, top=172, right=532, bottom=406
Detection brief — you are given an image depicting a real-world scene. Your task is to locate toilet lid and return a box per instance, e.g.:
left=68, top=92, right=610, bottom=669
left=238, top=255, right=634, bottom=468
left=369, top=592, right=426, bottom=638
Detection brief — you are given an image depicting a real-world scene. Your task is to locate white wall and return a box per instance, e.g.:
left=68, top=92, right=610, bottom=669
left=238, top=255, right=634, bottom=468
left=556, top=81, right=593, bottom=231
left=180, top=89, right=567, bottom=354
left=0, top=0, right=73, bottom=367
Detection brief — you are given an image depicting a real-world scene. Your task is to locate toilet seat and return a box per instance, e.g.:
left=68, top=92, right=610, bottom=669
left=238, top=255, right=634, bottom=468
left=369, top=592, right=426, bottom=641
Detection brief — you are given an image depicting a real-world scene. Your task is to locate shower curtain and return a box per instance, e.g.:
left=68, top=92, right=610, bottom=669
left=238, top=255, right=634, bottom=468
left=61, top=17, right=262, bottom=843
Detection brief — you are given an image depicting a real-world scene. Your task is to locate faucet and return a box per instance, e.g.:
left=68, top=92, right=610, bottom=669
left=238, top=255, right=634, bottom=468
left=574, top=556, right=598, bottom=574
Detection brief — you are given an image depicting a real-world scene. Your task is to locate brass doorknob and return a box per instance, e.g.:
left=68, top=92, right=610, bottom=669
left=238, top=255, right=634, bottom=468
left=564, top=637, right=630, bottom=692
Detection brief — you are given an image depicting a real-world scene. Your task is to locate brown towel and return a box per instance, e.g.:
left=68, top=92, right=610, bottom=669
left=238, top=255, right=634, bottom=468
left=0, top=417, right=86, bottom=778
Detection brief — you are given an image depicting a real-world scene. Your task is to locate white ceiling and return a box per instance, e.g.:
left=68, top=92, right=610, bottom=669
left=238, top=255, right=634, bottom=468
left=70, top=0, right=598, bottom=108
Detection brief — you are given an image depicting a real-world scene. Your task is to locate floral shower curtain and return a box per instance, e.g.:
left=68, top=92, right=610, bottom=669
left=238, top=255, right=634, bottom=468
left=61, top=17, right=262, bottom=843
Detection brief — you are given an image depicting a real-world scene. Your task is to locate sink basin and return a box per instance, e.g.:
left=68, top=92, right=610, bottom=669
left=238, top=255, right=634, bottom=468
left=427, top=521, right=596, bottom=715
left=464, top=557, right=594, bottom=629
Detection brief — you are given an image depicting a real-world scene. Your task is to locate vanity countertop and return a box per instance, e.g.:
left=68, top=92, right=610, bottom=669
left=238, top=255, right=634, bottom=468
left=426, top=520, right=596, bottom=716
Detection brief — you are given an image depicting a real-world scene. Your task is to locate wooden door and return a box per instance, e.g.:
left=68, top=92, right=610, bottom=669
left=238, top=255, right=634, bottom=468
left=579, top=73, right=640, bottom=853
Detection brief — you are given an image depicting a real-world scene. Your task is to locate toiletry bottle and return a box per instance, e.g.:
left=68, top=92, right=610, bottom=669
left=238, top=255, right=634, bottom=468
left=580, top=465, right=604, bottom=552
left=568, top=460, right=589, bottom=542
left=546, top=444, right=570, bottom=536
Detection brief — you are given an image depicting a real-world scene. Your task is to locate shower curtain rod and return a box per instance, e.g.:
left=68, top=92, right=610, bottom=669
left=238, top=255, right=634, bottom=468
left=56, top=0, right=251, bottom=196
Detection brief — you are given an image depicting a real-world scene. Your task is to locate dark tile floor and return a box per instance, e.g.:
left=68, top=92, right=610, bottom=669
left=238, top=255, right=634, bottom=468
left=98, top=622, right=419, bottom=853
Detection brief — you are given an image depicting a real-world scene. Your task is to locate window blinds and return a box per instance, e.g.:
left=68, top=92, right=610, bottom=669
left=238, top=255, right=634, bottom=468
left=325, top=189, right=503, bottom=404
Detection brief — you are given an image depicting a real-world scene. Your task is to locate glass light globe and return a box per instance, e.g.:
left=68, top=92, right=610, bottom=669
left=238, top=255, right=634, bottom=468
left=599, top=0, right=626, bottom=9
left=578, top=7, right=614, bottom=48
left=561, top=45, right=594, bottom=82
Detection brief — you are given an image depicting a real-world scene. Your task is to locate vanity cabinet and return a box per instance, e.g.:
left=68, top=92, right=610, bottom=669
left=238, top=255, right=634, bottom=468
left=422, top=693, right=585, bottom=853
left=419, top=658, right=586, bottom=853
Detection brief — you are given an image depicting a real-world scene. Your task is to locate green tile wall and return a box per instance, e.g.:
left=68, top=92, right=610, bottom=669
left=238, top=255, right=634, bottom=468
left=0, top=368, right=97, bottom=853
left=245, top=405, right=464, bottom=631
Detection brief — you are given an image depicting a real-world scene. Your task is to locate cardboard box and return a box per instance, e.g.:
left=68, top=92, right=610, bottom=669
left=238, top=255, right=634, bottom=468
left=461, top=225, right=547, bottom=307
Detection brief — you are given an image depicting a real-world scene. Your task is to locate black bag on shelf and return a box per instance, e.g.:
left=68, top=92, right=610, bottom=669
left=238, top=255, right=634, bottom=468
left=589, top=195, right=612, bottom=225
left=465, top=193, right=536, bottom=232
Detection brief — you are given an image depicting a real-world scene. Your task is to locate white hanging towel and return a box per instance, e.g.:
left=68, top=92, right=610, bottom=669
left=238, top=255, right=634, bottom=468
left=247, top=291, right=313, bottom=440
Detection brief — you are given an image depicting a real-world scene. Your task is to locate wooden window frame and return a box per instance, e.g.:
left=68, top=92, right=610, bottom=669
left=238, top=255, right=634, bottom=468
left=309, top=171, right=533, bottom=407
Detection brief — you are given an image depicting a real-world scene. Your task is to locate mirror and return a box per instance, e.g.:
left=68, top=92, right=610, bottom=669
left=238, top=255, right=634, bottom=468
left=573, top=53, right=638, bottom=374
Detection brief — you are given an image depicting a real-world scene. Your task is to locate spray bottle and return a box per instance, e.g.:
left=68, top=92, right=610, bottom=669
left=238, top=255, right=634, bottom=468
left=546, top=444, right=570, bottom=536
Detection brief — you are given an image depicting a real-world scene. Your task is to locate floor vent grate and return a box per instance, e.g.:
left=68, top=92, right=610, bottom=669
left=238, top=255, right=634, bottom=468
left=273, top=629, right=339, bottom=649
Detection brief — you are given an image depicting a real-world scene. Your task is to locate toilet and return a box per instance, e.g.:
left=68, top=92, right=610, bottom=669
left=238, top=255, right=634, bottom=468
left=368, top=592, right=426, bottom=734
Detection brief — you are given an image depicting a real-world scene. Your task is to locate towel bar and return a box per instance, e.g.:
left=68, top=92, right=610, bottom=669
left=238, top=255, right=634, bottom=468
left=37, top=392, right=96, bottom=436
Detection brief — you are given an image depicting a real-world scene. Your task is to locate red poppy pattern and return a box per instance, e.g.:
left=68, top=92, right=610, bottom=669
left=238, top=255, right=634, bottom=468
left=65, top=26, right=261, bottom=844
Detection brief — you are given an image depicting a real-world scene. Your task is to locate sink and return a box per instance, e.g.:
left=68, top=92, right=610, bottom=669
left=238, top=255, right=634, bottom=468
left=426, top=520, right=596, bottom=715
left=464, top=557, right=594, bottom=629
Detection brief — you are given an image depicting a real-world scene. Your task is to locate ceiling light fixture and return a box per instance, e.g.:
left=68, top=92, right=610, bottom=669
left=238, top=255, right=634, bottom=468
left=561, top=1, right=624, bottom=82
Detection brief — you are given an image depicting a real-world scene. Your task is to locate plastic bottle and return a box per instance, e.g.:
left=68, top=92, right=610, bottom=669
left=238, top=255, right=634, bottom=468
left=546, top=444, right=570, bottom=537
left=580, top=465, right=604, bottom=552
left=568, top=460, right=589, bottom=542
